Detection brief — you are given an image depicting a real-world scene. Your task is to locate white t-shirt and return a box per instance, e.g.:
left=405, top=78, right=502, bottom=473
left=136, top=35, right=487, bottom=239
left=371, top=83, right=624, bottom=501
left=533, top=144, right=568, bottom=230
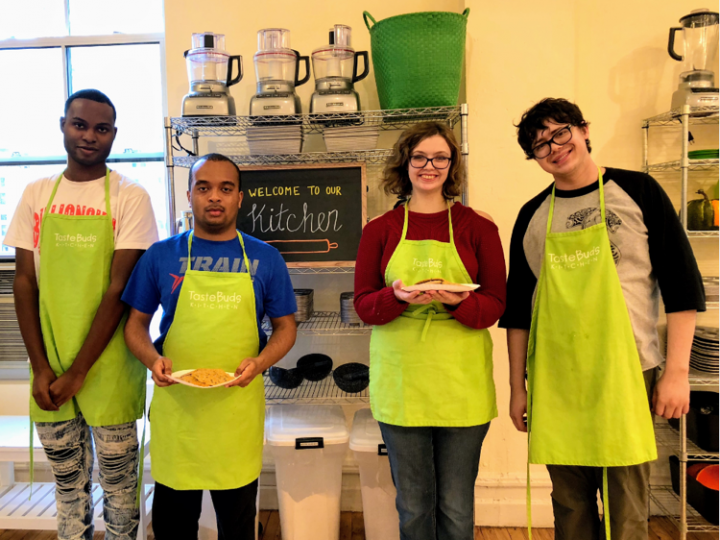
left=4, top=170, right=159, bottom=280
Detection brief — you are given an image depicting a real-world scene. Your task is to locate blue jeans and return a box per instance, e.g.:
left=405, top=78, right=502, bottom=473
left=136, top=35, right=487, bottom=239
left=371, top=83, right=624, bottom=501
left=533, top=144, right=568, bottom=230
left=35, top=413, right=140, bottom=540
left=378, top=422, right=490, bottom=540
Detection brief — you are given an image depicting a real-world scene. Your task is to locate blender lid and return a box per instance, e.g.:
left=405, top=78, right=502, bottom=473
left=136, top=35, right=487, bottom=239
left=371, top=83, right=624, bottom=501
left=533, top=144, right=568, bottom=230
left=679, top=8, right=719, bottom=26
left=329, top=24, right=352, bottom=47
left=258, top=28, right=291, bottom=51
left=254, top=50, right=297, bottom=60
left=312, top=46, right=354, bottom=57
left=191, top=32, right=227, bottom=51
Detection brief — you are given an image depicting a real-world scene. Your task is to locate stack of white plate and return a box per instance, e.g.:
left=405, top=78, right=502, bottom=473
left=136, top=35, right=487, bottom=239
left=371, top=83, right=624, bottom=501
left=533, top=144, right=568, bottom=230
left=246, top=125, right=303, bottom=154
left=703, top=276, right=719, bottom=304
left=690, top=326, right=719, bottom=374
left=323, top=126, right=380, bottom=152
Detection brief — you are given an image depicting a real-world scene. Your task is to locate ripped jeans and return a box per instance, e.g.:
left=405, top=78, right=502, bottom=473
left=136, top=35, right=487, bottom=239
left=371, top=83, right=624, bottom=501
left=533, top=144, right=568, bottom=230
left=35, top=413, right=139, bottom=540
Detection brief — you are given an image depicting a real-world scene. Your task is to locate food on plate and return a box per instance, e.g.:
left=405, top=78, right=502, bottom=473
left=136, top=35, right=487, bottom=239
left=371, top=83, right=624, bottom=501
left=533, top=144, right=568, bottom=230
left=414, top=278, right=448, bottom=286
left=180, top=368, right=234, bottom=387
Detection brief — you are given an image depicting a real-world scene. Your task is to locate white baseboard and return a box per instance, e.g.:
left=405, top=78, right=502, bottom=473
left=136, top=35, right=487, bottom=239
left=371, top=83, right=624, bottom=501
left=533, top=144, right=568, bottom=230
left=474, top=471, right=555, bottom=527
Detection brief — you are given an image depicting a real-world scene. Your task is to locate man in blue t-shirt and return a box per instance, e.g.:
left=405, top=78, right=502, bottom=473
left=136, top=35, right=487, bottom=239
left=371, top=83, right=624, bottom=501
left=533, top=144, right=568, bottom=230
left=122, top=153, right=297, bottom=540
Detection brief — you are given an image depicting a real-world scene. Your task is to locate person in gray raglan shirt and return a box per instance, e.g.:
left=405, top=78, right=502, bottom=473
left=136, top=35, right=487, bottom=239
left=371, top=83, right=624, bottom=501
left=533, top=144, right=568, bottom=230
left=500, top=98, right=705, bottom=540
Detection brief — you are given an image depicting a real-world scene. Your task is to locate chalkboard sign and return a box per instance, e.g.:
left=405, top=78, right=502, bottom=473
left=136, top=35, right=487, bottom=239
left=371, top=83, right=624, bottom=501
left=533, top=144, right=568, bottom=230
left=236, top=163, right=367, bottom=267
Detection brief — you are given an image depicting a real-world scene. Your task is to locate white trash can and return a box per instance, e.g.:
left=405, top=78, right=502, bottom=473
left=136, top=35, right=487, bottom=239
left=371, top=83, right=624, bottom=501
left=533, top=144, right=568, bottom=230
left=266, top=405, right=349, bottom=540
left=350, top=408, right=400, bottom=540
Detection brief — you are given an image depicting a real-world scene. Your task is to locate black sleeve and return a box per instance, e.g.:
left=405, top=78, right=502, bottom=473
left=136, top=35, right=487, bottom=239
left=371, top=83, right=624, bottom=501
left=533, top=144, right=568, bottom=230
left=498, top=191, right=549, bottom=329
left=611, top=168, right=706, bottom=313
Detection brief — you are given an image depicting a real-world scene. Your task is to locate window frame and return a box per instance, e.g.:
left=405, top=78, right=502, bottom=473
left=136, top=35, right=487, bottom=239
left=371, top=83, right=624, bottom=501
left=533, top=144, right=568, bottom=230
left=0, top=16, right=167, bottom=379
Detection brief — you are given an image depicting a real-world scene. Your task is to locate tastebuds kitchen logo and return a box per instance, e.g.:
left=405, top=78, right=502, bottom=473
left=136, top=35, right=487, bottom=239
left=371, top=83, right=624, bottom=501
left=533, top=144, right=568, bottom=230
left=54, top=232, right=97, bottom=249
left=413, top=257, right=444, bottom=275
left=188, top=290, right=242, bottom=310
left=548, top=246, right=600, bottom=270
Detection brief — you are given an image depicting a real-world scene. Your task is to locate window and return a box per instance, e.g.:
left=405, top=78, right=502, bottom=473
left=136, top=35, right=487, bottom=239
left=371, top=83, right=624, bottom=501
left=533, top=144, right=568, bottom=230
left=0, top=1, right=167, bottom=377
left=0, top=1, right=168, bottom=258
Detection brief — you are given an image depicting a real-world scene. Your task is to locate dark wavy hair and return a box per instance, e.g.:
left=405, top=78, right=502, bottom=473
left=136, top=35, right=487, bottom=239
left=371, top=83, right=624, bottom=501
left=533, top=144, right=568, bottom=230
left=381, top=122, right=464, bottom=200
left=515, top=98, right=591, bottom=160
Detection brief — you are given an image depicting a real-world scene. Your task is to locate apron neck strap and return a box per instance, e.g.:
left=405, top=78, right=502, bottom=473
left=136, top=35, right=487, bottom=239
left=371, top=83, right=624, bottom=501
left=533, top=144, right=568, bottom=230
left=547, top=166, right=605, bottom=235
left=187, top=231, right=252, bottom=276
left=46, top=169, right=111, bottom=216
left=402, top=200, right=454, bottom=242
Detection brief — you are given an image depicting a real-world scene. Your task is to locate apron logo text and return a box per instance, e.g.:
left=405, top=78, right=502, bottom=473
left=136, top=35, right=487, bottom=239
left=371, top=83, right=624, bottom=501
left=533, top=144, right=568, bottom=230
left=413, top=258, right=443, bottom=273
left=547, top=246, right=600, bottom=270
left=53, top=232, right=97, bottom=248
left=188, top=290, right=242, bottom=310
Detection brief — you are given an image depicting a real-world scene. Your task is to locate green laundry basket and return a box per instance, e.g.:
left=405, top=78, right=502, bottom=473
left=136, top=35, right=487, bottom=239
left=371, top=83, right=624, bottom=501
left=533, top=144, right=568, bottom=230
left=363, top=9, right=470, bottom=110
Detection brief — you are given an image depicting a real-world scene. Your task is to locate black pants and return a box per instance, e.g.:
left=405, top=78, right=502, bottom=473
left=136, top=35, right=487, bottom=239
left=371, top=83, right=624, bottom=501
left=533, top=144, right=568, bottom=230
left=152, top=480, right=258, bottom=540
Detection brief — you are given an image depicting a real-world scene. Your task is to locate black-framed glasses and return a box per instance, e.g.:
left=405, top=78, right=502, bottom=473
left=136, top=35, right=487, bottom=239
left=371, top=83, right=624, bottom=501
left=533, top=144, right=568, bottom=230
left=531, top=125, right=574, bottom=159
left=409, top=155, right=452, bottom=169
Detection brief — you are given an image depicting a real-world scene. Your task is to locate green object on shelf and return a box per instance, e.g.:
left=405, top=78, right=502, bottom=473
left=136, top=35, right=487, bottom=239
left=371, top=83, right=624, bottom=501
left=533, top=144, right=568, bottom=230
left=363, top=9, right=470, bottom=109
left=686, top=190, right=718, bottom=231
left=688, top=149, right=719, bottom=160
left=709, top=181, right=719, bottom=200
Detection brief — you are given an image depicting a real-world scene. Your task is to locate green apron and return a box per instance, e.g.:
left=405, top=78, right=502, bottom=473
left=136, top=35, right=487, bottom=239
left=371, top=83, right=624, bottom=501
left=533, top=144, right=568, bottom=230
left=150, top=232, right=264, bottom=490
left=33, top=170, right=146, bottom=426
left=369, top=202, right=497, bottom=427
left=526, top=169, right=656, bottom=537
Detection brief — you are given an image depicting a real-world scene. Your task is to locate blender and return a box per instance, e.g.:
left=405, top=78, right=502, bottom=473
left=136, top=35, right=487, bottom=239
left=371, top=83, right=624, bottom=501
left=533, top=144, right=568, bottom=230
left=249, top=29, right=310, bottom=116
left=309, top=25, right=369, bottom=114
left=182, top=32, right=243, bottom=117
left=668, top=9, right=719, bottom=111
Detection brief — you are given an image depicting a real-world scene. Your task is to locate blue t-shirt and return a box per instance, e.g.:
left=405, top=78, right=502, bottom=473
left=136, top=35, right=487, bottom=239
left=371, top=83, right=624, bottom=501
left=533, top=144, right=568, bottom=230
left=122, top=231, right=297, bottom=352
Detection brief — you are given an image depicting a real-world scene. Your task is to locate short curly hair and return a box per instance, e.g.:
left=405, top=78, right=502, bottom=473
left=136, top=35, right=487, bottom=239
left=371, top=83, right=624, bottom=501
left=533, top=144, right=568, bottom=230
left=515, top=98, right=591, bottom=160
left=381, top=122, right=464, bottom=200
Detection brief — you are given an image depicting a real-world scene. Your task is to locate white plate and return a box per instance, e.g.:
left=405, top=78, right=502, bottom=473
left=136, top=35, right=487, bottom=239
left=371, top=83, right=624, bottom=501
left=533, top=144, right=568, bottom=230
left=168, top=369, right=240, bottom=389
left=402, top=283, right=480, bottom=293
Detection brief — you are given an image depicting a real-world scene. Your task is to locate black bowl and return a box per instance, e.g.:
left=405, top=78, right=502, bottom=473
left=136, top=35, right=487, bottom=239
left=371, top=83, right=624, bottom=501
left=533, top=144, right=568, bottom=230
left=296, top=354, right=333, bottom=382
left=333, top=363, right=369, bottom=393
left=268, top=366, right=303, bottom=389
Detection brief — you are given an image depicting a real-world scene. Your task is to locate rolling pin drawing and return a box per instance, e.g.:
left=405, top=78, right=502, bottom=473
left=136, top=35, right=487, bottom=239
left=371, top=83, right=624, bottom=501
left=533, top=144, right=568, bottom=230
left=266, top=239, right=339, bottom=254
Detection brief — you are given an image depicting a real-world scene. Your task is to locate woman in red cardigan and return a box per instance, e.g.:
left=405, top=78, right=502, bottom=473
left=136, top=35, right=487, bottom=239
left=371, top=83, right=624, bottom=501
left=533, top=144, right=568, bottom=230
left=354, top=121, right=506, bottom=540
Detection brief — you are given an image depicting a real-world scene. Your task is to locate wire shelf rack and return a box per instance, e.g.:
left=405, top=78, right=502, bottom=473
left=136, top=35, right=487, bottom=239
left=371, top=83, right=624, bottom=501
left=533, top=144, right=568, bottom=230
left=263, top=311, right=371, bottom=337
left=287, top=266, right=356, bottom=275
left=174, top=150, right=392, bottom=167
left=646, top=159, right=719, bottom=173
left=170, top=106, right=463, bottom=137
left=643, top=106, right=719, bottom=127
left=654, top=421, right=720, bottom=461
left=263, top=373, right=369, bottom=405
left=687, top=230, right=719, bottom=239
left=649, top=485, right=719, bottom=533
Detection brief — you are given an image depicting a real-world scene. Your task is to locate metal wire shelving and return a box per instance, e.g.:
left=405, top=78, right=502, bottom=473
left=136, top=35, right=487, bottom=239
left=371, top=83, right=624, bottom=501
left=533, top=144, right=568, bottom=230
left=263, top=373, right=369, bottom=405
left=170, top=106, right=462, bottom=137
left=262, top=311, right=371, bottom=337
left=646, top=158, right=719, bottom=173
left=643, top=106, right=719, bottom=127
left=649, top=485, right=719, bottom=533
left=173, top=149, right=393, bottom=168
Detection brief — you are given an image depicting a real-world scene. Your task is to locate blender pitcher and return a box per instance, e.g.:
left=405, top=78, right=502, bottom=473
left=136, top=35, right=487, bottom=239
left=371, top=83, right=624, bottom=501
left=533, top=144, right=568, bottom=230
left=668, top=9, right=719, bottom=74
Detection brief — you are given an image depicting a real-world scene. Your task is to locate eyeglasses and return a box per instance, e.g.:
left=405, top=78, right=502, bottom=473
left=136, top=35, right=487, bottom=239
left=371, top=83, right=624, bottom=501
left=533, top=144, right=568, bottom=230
left=531, top=125, right=574, bottom=159
left=409, top=155, right=452, bottom=169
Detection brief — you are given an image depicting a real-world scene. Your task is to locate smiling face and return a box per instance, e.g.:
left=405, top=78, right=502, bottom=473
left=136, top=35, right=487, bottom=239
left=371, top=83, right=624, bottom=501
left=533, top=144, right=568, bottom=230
left=188, top=159, right=243, bottom=238
left=407, top=135, right=452, bottom=198
left=61, top=98, right=117, bottom=169
left=532, top=120, right=591, bottom=177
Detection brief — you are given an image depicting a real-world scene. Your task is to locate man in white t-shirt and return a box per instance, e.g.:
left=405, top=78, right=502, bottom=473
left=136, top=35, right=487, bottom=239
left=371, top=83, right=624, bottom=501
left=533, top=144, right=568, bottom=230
left=3, top=89, right=158, bottom=540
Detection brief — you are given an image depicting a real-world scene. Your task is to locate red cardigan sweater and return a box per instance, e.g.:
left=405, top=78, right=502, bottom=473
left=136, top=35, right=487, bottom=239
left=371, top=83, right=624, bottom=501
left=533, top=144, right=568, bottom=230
left=353, top=202, right=506, bottom=329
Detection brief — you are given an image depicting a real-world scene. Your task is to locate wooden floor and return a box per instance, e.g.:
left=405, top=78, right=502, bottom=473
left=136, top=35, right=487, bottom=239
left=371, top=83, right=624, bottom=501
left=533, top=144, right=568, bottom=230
left=0, top=515, right=717, bottom=539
